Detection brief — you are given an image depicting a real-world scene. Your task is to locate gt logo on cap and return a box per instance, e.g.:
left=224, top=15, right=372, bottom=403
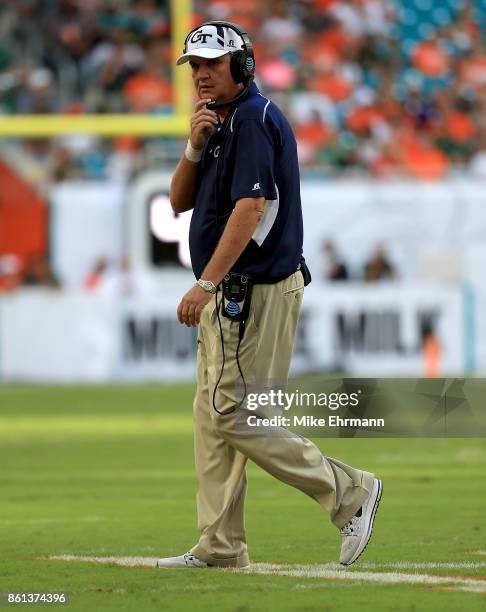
left=190, top=30, right=213, bottom=45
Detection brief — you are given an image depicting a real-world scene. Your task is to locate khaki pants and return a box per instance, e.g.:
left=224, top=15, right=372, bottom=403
left=191, top=271, right=374, bottom=567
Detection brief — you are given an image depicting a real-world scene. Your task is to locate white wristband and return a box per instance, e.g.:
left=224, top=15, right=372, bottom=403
left=185, top=140, right=203, bottom=163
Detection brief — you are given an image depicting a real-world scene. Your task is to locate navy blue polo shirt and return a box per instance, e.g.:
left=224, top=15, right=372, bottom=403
left=189, top=81, right=311, bottom=285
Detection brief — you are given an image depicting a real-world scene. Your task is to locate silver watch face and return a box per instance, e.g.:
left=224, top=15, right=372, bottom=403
left=198, top=279, right=216, bottom=293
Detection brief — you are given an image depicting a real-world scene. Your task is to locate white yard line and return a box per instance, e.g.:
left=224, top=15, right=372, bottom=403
left=43, top=555, right=158, bottom=567
left=347, top=561, right=486, bottom=570
left=41, top=556, right=486, bottom=593
left=247, top=563, right=486, bottom=593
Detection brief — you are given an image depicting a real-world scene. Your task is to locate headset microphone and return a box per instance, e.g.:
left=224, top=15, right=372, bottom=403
left=205, top=87, right=249, bottom=110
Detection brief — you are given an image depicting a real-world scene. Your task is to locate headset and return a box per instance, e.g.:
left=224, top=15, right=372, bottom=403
left=182, top=20, right=255, bottom=87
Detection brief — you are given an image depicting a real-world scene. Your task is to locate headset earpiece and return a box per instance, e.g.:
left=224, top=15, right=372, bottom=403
left=228, top=50, right=244, bottom=84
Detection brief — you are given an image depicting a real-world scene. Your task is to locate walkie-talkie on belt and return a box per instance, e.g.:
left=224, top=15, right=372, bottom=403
left=221, top=272, right=253, bottom=323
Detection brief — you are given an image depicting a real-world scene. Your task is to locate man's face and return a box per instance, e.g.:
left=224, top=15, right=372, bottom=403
left=189, top=54, right=242, bottom=102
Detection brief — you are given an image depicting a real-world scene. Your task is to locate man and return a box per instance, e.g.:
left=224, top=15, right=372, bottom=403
left=157, top=21, right=382, bottom=569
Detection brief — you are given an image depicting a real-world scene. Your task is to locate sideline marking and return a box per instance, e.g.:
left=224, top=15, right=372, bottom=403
left=247, top=562, right=486, bottom=593
left=348, top=561, right=486, bottom=570
left=40, top=555, right=158, bottom=567
left=40, top=556, right=486, bottom=593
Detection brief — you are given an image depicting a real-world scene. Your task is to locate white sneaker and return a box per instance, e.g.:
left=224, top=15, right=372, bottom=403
left=156, top=551, right=212, bottom=569
left=339, top=478, right=383, bottom=566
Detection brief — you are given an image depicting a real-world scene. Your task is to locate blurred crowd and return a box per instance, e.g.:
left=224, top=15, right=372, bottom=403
left=1, top=239, right=398, bottom=293
left=0, top=253, right=60, bottom=293
left=0, top=252, right=154, bottom=294
left=0, top=0, right=486, bottom=179
left=323, top=240, right=397, bottom=282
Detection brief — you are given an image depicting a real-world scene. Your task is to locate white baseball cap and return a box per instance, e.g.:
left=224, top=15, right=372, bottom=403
left=176, top=24, right=244, bottom=65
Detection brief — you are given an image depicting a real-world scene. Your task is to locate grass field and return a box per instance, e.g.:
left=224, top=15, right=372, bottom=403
left=0, top=383, right=485, bottom=611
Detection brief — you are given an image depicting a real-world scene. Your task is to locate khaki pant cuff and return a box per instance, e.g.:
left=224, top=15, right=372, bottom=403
left=332, top=472, right=376, bottom=529
left=190, top=545, right=250, bottom=568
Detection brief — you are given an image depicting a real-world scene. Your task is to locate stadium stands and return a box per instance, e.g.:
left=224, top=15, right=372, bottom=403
left=0, top=0, right=485, bottom=178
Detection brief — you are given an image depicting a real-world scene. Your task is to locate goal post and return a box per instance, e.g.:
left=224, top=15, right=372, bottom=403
left=0, top=0, right=192, bottom=138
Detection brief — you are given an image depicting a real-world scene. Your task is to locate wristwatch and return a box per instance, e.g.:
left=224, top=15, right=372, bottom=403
left=196, top=279, right=217, bottom=294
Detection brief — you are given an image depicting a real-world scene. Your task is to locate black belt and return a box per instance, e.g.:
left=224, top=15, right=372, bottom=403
left=249, top=264, right=311, bottom=286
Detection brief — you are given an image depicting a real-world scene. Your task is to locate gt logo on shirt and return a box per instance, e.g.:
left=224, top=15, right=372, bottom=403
left=252, top=182, right=260, bottom=190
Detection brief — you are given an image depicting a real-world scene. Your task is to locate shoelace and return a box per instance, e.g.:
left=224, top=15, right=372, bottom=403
left=340, top=514, right=361, bottom=537
left=183, top=552, right=199, bottom=564
left=183, top=552, right=213, bottom=568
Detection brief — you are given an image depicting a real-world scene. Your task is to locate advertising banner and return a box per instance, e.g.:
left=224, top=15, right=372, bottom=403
left=0, top=284, right=465, bottom=381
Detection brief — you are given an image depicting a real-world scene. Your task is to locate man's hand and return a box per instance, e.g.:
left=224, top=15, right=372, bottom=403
left=190, top=99, right=218, bottom=150
left=169, top=99, right=216, bottom=214
left=177, top=284, right=213, bottom=327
